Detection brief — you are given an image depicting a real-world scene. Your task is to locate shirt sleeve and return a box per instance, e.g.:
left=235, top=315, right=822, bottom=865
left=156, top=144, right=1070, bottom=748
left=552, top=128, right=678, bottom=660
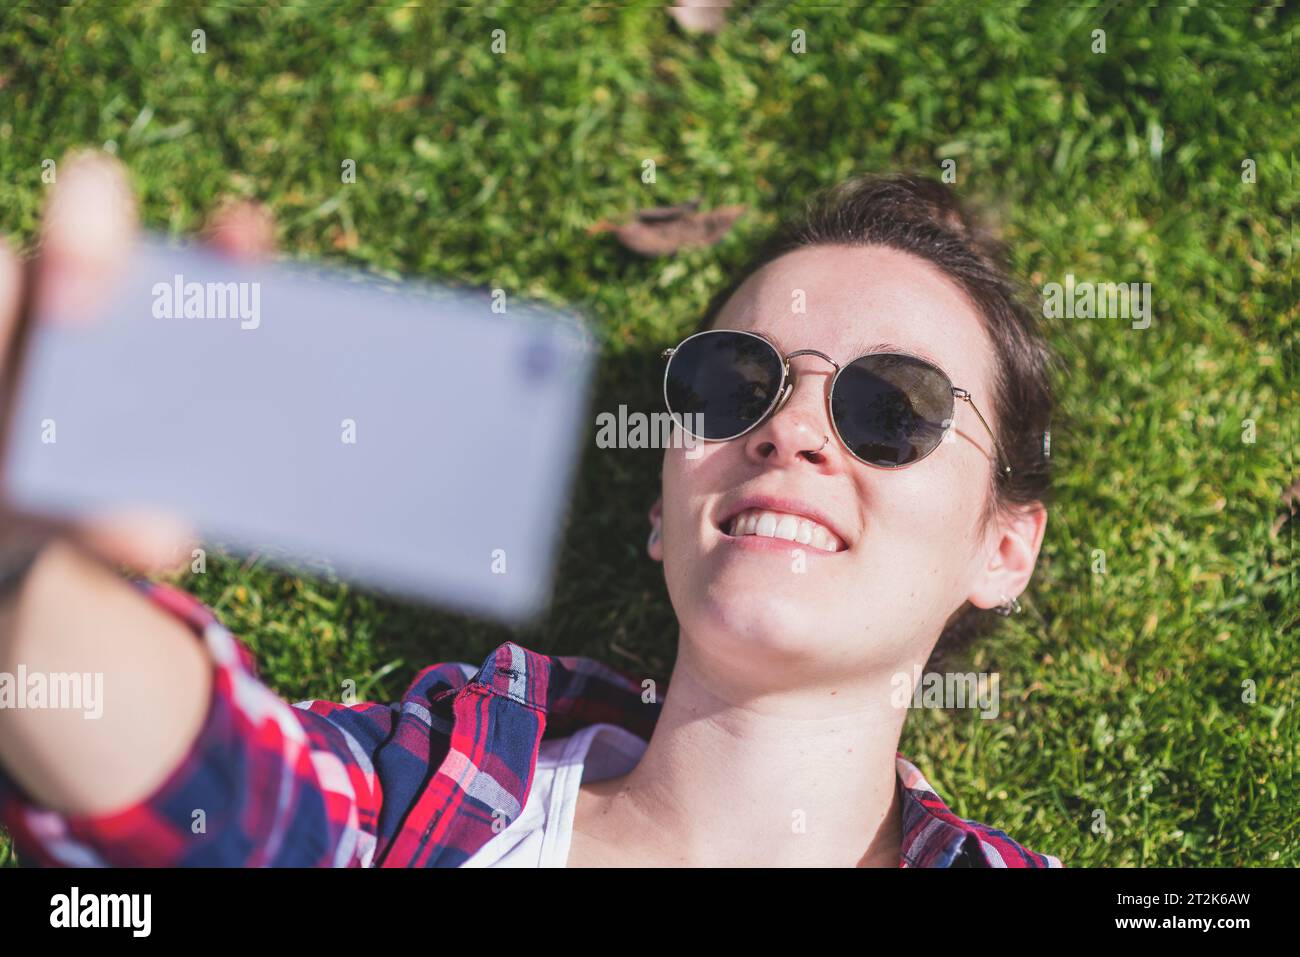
left=0, top=579, right=389, bottom=867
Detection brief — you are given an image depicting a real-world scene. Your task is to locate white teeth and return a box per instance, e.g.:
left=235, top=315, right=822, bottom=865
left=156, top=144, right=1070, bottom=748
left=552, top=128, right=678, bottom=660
left=723, top=508, right=843, bottom=552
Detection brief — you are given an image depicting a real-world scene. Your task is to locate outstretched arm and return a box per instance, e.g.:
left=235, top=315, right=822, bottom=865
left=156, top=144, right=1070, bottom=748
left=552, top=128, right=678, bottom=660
left=0, top=547, right=385, bottom=866
left=0, top=153, right=383, bottom=866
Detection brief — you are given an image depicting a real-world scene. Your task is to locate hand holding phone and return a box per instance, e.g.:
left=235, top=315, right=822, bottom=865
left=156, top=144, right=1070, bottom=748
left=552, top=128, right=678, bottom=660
left=1, top=153, right=596, bottom=624
left=0, top=153, right=203, bottom=578
left=0, top=153, right=237, bottom=818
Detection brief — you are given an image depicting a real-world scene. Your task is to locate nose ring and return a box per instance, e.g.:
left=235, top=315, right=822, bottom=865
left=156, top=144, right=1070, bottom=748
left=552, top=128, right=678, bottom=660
left=815, top=435, right=829, bottom=454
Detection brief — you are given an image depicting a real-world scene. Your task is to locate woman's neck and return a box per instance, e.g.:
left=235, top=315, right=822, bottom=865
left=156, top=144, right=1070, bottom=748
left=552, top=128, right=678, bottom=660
left=570, top=635, right=911, bottom=867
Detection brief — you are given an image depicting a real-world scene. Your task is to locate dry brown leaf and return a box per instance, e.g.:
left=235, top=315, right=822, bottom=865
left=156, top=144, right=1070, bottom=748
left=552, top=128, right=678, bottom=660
left=667, top=1, right=732, bottom=35
left=635, top=197, right=702, bottom=221
left=1282, top=476, right=1300, bottom=509
left=388, top=94, right=427, bottom=112
left=590, top=200, right=746, bottom=257
left=331, top=225, right=359, bottom=251
left=1270, top=474, right=1300, bottom=537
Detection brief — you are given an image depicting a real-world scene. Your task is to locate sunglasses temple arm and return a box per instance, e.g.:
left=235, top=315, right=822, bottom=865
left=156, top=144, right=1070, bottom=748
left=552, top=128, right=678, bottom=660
left=955, top=391, right=1013, bottom=477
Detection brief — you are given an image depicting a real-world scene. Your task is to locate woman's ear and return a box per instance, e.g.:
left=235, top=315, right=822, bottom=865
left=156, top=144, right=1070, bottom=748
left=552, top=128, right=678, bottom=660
left=967, top=502, right=1047, bottom=611
left=647, top=496, right=664, bottom=562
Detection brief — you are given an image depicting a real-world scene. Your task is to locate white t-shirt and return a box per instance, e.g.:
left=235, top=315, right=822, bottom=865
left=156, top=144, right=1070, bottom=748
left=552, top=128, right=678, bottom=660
left=461, top=722, right=649, bottom=867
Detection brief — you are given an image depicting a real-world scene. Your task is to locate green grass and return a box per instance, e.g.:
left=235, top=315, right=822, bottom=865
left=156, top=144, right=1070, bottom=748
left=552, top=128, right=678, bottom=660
left=0, top=2, right=1295, bottom=867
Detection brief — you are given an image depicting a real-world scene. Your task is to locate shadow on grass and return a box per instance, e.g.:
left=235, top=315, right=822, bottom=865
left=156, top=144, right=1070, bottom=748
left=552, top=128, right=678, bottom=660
left=338, top=341, right=680, bottom=695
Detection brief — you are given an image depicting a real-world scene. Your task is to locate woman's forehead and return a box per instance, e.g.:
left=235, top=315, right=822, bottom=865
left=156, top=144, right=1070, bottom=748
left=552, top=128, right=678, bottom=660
left=715, top=244, right=992, bottom=378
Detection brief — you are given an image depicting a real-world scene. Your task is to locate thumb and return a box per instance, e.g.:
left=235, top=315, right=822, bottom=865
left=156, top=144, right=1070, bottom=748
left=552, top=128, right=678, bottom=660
left=0, top=236, right=22, bottom=384
left=32, top=150, right=138, bottom=325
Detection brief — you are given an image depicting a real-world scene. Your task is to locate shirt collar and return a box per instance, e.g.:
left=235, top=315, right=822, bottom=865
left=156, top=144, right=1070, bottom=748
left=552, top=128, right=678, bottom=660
left=469, top=640, right=993, bottom=867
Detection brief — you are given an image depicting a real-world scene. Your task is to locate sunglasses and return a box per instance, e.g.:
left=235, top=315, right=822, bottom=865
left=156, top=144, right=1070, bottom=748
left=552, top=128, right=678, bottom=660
left=661, top=328, right=1013, bottom=475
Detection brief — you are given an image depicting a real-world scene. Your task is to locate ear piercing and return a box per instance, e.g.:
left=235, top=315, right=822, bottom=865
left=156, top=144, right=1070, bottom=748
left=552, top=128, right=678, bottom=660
left=994, top=593, right=1023, bottom=616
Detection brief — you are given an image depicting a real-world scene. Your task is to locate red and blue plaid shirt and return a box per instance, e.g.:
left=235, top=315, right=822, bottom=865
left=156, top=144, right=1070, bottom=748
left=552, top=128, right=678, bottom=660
left=0, top=579, right=1063, bottom=867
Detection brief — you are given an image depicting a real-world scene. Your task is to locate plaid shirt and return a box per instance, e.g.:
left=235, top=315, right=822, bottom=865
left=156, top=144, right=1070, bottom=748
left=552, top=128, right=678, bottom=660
left=0, top=579, right=1062, bottom=868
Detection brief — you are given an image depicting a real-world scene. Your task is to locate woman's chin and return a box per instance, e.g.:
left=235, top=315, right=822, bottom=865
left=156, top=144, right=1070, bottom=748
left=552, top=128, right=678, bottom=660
left=693, top=592, right=840, bottom=657
left=667, top=551, right=859, bottom=656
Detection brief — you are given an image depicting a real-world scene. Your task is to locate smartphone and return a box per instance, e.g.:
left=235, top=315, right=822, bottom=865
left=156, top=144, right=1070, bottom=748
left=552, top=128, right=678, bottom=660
left=0, top=235, right=596, bottom=624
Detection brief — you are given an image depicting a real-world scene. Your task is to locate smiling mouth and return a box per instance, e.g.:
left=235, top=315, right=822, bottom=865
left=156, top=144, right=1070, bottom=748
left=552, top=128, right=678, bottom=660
left=720, top=507, right=846, bottom=553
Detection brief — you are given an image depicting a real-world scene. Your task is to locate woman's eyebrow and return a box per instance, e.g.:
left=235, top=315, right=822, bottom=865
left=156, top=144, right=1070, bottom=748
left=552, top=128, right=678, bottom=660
left=848, top=339, right=947, bottom=369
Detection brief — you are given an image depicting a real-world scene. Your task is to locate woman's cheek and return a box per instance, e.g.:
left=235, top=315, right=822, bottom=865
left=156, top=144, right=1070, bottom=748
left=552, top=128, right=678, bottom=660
left=870, top=466, right=976, bottom=565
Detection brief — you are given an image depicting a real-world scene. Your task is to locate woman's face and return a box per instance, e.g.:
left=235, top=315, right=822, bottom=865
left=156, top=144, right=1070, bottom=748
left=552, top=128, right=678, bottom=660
left=651, top=244, right=1045, bottom=677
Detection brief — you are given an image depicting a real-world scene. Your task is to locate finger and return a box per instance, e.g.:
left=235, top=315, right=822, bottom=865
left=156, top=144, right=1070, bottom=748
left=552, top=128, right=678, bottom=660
left=0, top=236, right=21, bottom=379
left=76, top=507, right=200, bottom=575
left=32, top=150, right=138, bottom=325
left=203, top=198, right=276, bottom=259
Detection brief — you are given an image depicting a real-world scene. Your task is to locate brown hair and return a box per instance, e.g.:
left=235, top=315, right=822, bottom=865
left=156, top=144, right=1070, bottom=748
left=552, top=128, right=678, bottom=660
left=692, top=172, right=1059, bottom=662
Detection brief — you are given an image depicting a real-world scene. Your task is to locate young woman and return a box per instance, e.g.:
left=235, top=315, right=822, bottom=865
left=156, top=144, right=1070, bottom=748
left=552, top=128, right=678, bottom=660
left=0, top=154, right=1061, bottom=867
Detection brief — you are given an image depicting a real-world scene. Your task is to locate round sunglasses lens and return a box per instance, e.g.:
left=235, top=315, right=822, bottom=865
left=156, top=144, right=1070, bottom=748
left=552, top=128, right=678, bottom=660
left=831, top=354, right=953, bottom=466
left=665, top=331, right=783, bottom=440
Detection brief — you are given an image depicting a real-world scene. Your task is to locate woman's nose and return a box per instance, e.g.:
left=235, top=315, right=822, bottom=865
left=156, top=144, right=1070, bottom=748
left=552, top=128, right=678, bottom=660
left=743, top=362, right=836, bottom=465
